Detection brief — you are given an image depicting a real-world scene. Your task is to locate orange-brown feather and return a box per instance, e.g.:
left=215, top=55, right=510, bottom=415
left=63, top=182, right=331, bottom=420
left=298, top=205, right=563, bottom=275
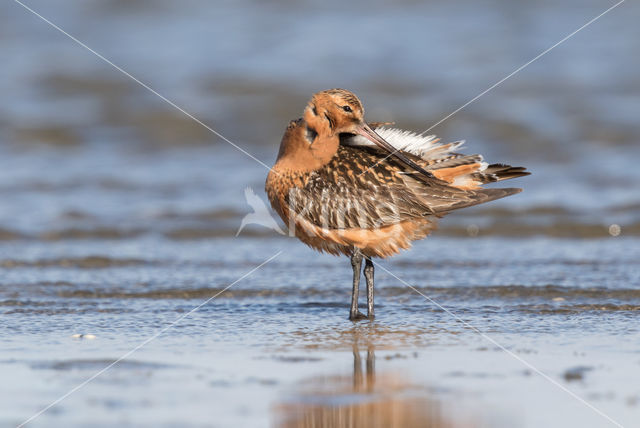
left=431, top=162, right=483, bottom=190
left=287, top=212, right=437, bottom=258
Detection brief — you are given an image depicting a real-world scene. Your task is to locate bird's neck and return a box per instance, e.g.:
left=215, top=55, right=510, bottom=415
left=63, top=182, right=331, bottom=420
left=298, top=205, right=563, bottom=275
left=273, top=117, right=339, bottom=174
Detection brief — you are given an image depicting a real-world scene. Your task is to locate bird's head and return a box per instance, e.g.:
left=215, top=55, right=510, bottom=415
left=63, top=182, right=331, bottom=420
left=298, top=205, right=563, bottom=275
left=303, top=88, right=365, bottom=138
left=301, top=89, right=435, bottom=180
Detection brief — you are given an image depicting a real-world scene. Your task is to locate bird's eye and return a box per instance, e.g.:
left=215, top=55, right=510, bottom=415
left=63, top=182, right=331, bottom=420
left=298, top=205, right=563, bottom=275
left=342, top=105, right=352, bottom=112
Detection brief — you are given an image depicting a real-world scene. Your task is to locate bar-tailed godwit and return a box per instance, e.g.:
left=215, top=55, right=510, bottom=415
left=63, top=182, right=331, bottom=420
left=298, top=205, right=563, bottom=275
left=265, top=89, right=529, bottom=320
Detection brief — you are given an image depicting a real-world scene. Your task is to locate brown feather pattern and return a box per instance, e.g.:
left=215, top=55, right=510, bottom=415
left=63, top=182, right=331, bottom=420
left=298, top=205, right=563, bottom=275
left=267, top=135, right=527, bottom=257
left=265, top=90, right=529, bottom=258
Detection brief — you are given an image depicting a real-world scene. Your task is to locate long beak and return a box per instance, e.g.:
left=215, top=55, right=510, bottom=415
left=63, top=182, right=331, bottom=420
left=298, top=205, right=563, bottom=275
left=357, top=123, right=436, bottom=182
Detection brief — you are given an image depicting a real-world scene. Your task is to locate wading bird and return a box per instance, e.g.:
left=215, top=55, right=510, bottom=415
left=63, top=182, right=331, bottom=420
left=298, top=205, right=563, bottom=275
left=265, top=89, right=528, bottom=320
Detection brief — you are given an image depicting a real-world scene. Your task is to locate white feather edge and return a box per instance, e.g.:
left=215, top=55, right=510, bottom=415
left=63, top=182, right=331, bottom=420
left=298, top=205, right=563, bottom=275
left=343, top=127, right=488, bottom=171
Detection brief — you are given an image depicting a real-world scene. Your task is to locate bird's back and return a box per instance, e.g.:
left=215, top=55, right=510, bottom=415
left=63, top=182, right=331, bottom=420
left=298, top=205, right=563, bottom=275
left=266, top=122, right=528, bottom=257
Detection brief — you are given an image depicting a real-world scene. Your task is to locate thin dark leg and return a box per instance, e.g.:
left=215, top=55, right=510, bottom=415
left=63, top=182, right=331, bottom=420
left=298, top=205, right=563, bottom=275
left=364, top=258, right=375, bottom=319
left=349, top=248, right=366, bottom=320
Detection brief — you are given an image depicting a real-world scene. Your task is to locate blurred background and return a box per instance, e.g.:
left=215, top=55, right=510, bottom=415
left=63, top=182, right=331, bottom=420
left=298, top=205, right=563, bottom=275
left=1, top=0, right=639, bottom=427
left=1, top=0, right=639, bottom=235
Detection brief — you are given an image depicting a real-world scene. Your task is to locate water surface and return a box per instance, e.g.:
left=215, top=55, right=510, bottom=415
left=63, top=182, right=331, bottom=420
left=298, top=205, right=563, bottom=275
left=1, top=0, right=639, bottom=427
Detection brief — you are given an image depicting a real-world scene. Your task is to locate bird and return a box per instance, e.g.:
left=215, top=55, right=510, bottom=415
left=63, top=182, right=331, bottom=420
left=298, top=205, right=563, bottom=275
left=265, top=89, right=529, bottom=321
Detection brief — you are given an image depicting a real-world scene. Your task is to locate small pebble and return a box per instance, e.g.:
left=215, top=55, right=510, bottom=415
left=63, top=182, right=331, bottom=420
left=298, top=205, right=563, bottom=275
left=466, top=224, right=479, bottom=237
left=72, top=334, right=96, bottom=340
left=608, top=224, right=621, bottom=237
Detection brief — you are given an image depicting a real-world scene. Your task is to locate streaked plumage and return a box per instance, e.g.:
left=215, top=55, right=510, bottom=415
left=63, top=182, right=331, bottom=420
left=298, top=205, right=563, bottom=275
left=265, top=89, right=529, bottom=320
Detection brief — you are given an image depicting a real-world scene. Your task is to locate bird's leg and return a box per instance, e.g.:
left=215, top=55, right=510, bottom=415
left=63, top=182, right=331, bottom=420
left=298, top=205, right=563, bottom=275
left=349, top=248, right=366, bottom=320
left=364, top=258, right=375, bottom=319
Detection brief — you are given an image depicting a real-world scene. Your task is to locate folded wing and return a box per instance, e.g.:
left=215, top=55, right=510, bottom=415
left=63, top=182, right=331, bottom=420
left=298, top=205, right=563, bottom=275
left=290, top=128, right=529, bottom=230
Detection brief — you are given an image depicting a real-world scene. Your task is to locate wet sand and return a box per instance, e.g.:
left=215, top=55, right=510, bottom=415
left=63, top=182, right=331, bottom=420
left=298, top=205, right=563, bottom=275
left=2, top=0, right=640, bottom=426
left=2, top=230, right=639, bottom=427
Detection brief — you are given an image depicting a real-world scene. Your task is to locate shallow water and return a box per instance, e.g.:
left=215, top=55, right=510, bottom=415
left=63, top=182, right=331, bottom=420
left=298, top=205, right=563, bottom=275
left=2, top=154, right=639, bottom=427
left=2, top=0, right=640, bottom=427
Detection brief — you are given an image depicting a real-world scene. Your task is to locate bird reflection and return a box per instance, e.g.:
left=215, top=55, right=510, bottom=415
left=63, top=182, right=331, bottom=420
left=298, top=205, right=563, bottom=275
left=352, top=343, right=375, bottom=394
left=275, top=336, right=461, bottom=428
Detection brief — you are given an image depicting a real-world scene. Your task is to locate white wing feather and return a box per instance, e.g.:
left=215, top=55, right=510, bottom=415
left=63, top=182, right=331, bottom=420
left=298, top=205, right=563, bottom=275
left=344, top=127, right=488, bottom=175
left=343, top=127, right=466, bottom=160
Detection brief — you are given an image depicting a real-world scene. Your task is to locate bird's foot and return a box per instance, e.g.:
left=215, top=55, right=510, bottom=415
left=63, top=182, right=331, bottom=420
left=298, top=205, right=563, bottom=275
left=349, top=310, right=369, bottom=321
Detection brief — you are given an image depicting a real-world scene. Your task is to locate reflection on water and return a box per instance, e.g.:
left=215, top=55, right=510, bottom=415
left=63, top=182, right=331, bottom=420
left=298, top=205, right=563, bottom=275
left=1, top=0, right=639, bottom=427
left=275, top=339, right=467, bottom=428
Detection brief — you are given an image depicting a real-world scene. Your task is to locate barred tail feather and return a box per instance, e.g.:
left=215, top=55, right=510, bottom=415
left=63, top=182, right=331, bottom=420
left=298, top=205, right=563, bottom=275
left=434, top=188, right=523, bottom=214
left=471, top=164, right=530, bottom=185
